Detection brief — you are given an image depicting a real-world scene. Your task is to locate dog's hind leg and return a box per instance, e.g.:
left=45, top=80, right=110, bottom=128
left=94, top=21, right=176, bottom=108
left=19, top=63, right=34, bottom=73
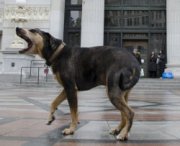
left=110, top=111, right=126, bottom=135
left=110, top=90, right=131, bottom=135
left=47, top=90, right=66, bottom=125
left=116, top=103, right=134, bottom=141
left=107, top=75, right=134, bottom=141
left=109, top=91, right=134, bottom=141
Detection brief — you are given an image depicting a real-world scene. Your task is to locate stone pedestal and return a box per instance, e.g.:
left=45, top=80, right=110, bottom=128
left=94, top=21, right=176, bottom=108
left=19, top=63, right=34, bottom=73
left=81, top=0, right=104, bottom=47
left=166, top=0, right=180, bottom=77
left=1, top=48, right=34, bottom=75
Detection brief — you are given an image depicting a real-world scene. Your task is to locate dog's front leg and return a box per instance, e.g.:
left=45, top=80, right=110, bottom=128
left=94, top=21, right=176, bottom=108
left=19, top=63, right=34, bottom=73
left=47, top=90, right=66, bottom=125
left=62, top=84, right=78, bottom=135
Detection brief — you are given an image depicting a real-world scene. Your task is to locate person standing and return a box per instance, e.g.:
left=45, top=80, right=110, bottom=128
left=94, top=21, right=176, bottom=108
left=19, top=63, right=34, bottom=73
left=148, top=51, right=157, bottom=78
left=133, top=48, right=142, bottom=65
left=133, top=48, right=144, bottom=77
left=157, top=50, right=166, bottom=78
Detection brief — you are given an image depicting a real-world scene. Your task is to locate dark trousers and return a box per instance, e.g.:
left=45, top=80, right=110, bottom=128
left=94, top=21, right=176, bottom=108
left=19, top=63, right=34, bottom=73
left=149, top=71, right=157, bottom=78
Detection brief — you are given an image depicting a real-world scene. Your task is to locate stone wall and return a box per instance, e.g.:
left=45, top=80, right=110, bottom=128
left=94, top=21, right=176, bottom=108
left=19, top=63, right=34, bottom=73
left=0, top=0, right=65, bottom=76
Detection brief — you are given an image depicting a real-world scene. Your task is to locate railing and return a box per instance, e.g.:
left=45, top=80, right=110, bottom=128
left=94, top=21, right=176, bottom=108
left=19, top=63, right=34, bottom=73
left=29, top=60, right=45, bottom=77
left=20, top=66, right=49, bottom=84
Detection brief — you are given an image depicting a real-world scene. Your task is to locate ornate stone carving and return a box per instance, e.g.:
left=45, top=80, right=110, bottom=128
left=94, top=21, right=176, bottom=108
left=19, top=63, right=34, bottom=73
left=4, top=5, right=50, bottom=21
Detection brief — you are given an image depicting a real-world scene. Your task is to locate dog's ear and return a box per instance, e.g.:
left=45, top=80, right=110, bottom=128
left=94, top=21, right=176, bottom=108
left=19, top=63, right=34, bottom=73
left=43, top=32, right=55, bottom=48
left=43, top=32, right=54, bottom=45
left=49, top=35, right=62, bottom=50
left=43, top=32, right=51, bottom=40
left=42, top=31, right=61, bottom=50
left=50, top=36, right=57, bottom=46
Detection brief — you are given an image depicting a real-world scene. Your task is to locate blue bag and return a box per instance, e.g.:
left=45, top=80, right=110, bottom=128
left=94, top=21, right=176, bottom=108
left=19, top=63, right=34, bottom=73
left=162, top=72, right=174, bottom=79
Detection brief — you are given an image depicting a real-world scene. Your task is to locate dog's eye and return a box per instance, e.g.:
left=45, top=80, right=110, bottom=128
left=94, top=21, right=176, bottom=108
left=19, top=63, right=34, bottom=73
left=29, top=29, right=37, bottom=33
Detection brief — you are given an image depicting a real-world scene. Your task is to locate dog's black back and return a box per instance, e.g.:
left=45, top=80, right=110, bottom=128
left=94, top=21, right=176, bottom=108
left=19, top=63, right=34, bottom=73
left=51, top=45, right=140, bottom=91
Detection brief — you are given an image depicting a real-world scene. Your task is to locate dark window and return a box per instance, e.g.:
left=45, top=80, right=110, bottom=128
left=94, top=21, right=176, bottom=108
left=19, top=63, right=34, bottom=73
left=105, top=0, right=165, bottom=6
left=149, top=33, right=166, bottom=57
left=105, top=0, right=120, bottom=5
left=127, top=18, right=132, bottom=26
left=71, top=0, right=82, bottom=5
left=104, top=33, right=121, bottom=47
left=105, top=9, right=165, bottom=28
left=68, top=32, right=81, bottom=47
left=150, top=10, right=166, bottom=28
left=64, top=1, right=82, bottom=47
left=134, top=17, right=140, bottom=26
left=11, top=62, right=15, bottom=67
left=69, top=11, right=81, bottom=28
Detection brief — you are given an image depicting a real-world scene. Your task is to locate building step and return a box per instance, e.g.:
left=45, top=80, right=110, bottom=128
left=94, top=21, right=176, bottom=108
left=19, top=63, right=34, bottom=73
left=0, top=74, right=180, bottom=90
left=20, top=78, right=180, bottom=89
left=135, top=78, right=180, bottom=89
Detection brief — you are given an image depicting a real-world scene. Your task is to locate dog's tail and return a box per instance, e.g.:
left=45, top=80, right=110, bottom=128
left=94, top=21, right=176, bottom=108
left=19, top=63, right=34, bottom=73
left=118, top=67, right=140, bottom=90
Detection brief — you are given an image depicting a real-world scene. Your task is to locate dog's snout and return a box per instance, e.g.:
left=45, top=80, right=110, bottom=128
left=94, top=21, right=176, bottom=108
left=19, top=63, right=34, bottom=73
left=16, top=27, right=21, bottom=32
left=16, top=27, right=26, bottom=35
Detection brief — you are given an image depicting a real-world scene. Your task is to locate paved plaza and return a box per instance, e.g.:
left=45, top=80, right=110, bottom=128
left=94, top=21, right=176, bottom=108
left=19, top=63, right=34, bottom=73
left=0, top=79, right=180, bottom=146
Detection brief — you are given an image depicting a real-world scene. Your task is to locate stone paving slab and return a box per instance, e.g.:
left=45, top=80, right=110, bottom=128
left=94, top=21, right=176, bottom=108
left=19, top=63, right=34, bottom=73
left=0, top=83, right=180, bottom=146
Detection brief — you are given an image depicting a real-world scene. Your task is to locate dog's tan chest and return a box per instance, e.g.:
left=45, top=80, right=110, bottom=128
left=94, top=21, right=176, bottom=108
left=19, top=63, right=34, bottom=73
left=54, top=73, right=63, bottom=85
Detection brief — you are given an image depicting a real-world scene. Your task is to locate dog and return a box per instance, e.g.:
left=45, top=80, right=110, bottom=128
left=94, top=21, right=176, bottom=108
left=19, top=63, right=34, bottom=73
left=16, top=27, right=140, bottom=141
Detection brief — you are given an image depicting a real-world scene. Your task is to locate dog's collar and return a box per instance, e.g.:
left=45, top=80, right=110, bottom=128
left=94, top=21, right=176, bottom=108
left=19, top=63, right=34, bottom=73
left=48, top=42, right=66, bottom=66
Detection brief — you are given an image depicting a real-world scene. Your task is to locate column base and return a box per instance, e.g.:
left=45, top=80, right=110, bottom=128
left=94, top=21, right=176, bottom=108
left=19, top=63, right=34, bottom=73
left=165, top=64, right=180, bottom=78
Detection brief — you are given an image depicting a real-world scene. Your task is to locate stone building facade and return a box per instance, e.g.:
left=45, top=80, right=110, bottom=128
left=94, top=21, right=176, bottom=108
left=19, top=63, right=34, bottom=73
left=0, top=0, right=180, bottom=77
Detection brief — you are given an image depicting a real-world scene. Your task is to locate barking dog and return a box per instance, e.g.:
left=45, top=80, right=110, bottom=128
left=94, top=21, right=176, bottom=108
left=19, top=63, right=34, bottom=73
left=16, top=27, right=140, bottom=141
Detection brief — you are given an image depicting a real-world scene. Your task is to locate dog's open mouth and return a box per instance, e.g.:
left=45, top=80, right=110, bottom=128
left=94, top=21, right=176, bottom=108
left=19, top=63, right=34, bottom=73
left=16, top=27, right=33, bottom=54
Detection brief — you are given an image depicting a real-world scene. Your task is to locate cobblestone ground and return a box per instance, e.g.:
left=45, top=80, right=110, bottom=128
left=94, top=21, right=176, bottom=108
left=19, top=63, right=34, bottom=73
left=0, top=82, right=180, bottom=146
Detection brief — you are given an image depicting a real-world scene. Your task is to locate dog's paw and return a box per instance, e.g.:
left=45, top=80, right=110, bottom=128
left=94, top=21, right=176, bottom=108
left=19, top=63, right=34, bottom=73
left=46, top=115, right=55, bottom=125
left=116, top=133, right=128, bottom=141
left=62, top=128, right=74, bottom=135
left=109, top=128, right=120, bottom=135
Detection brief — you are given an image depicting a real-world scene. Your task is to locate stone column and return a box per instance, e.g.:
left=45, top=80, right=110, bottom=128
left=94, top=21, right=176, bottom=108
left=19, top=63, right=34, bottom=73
left=81, top=0, right=104, bottom=47
left=50, top=0, right=65, bottom=39
left=166, top=0, right=180, bottom=77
